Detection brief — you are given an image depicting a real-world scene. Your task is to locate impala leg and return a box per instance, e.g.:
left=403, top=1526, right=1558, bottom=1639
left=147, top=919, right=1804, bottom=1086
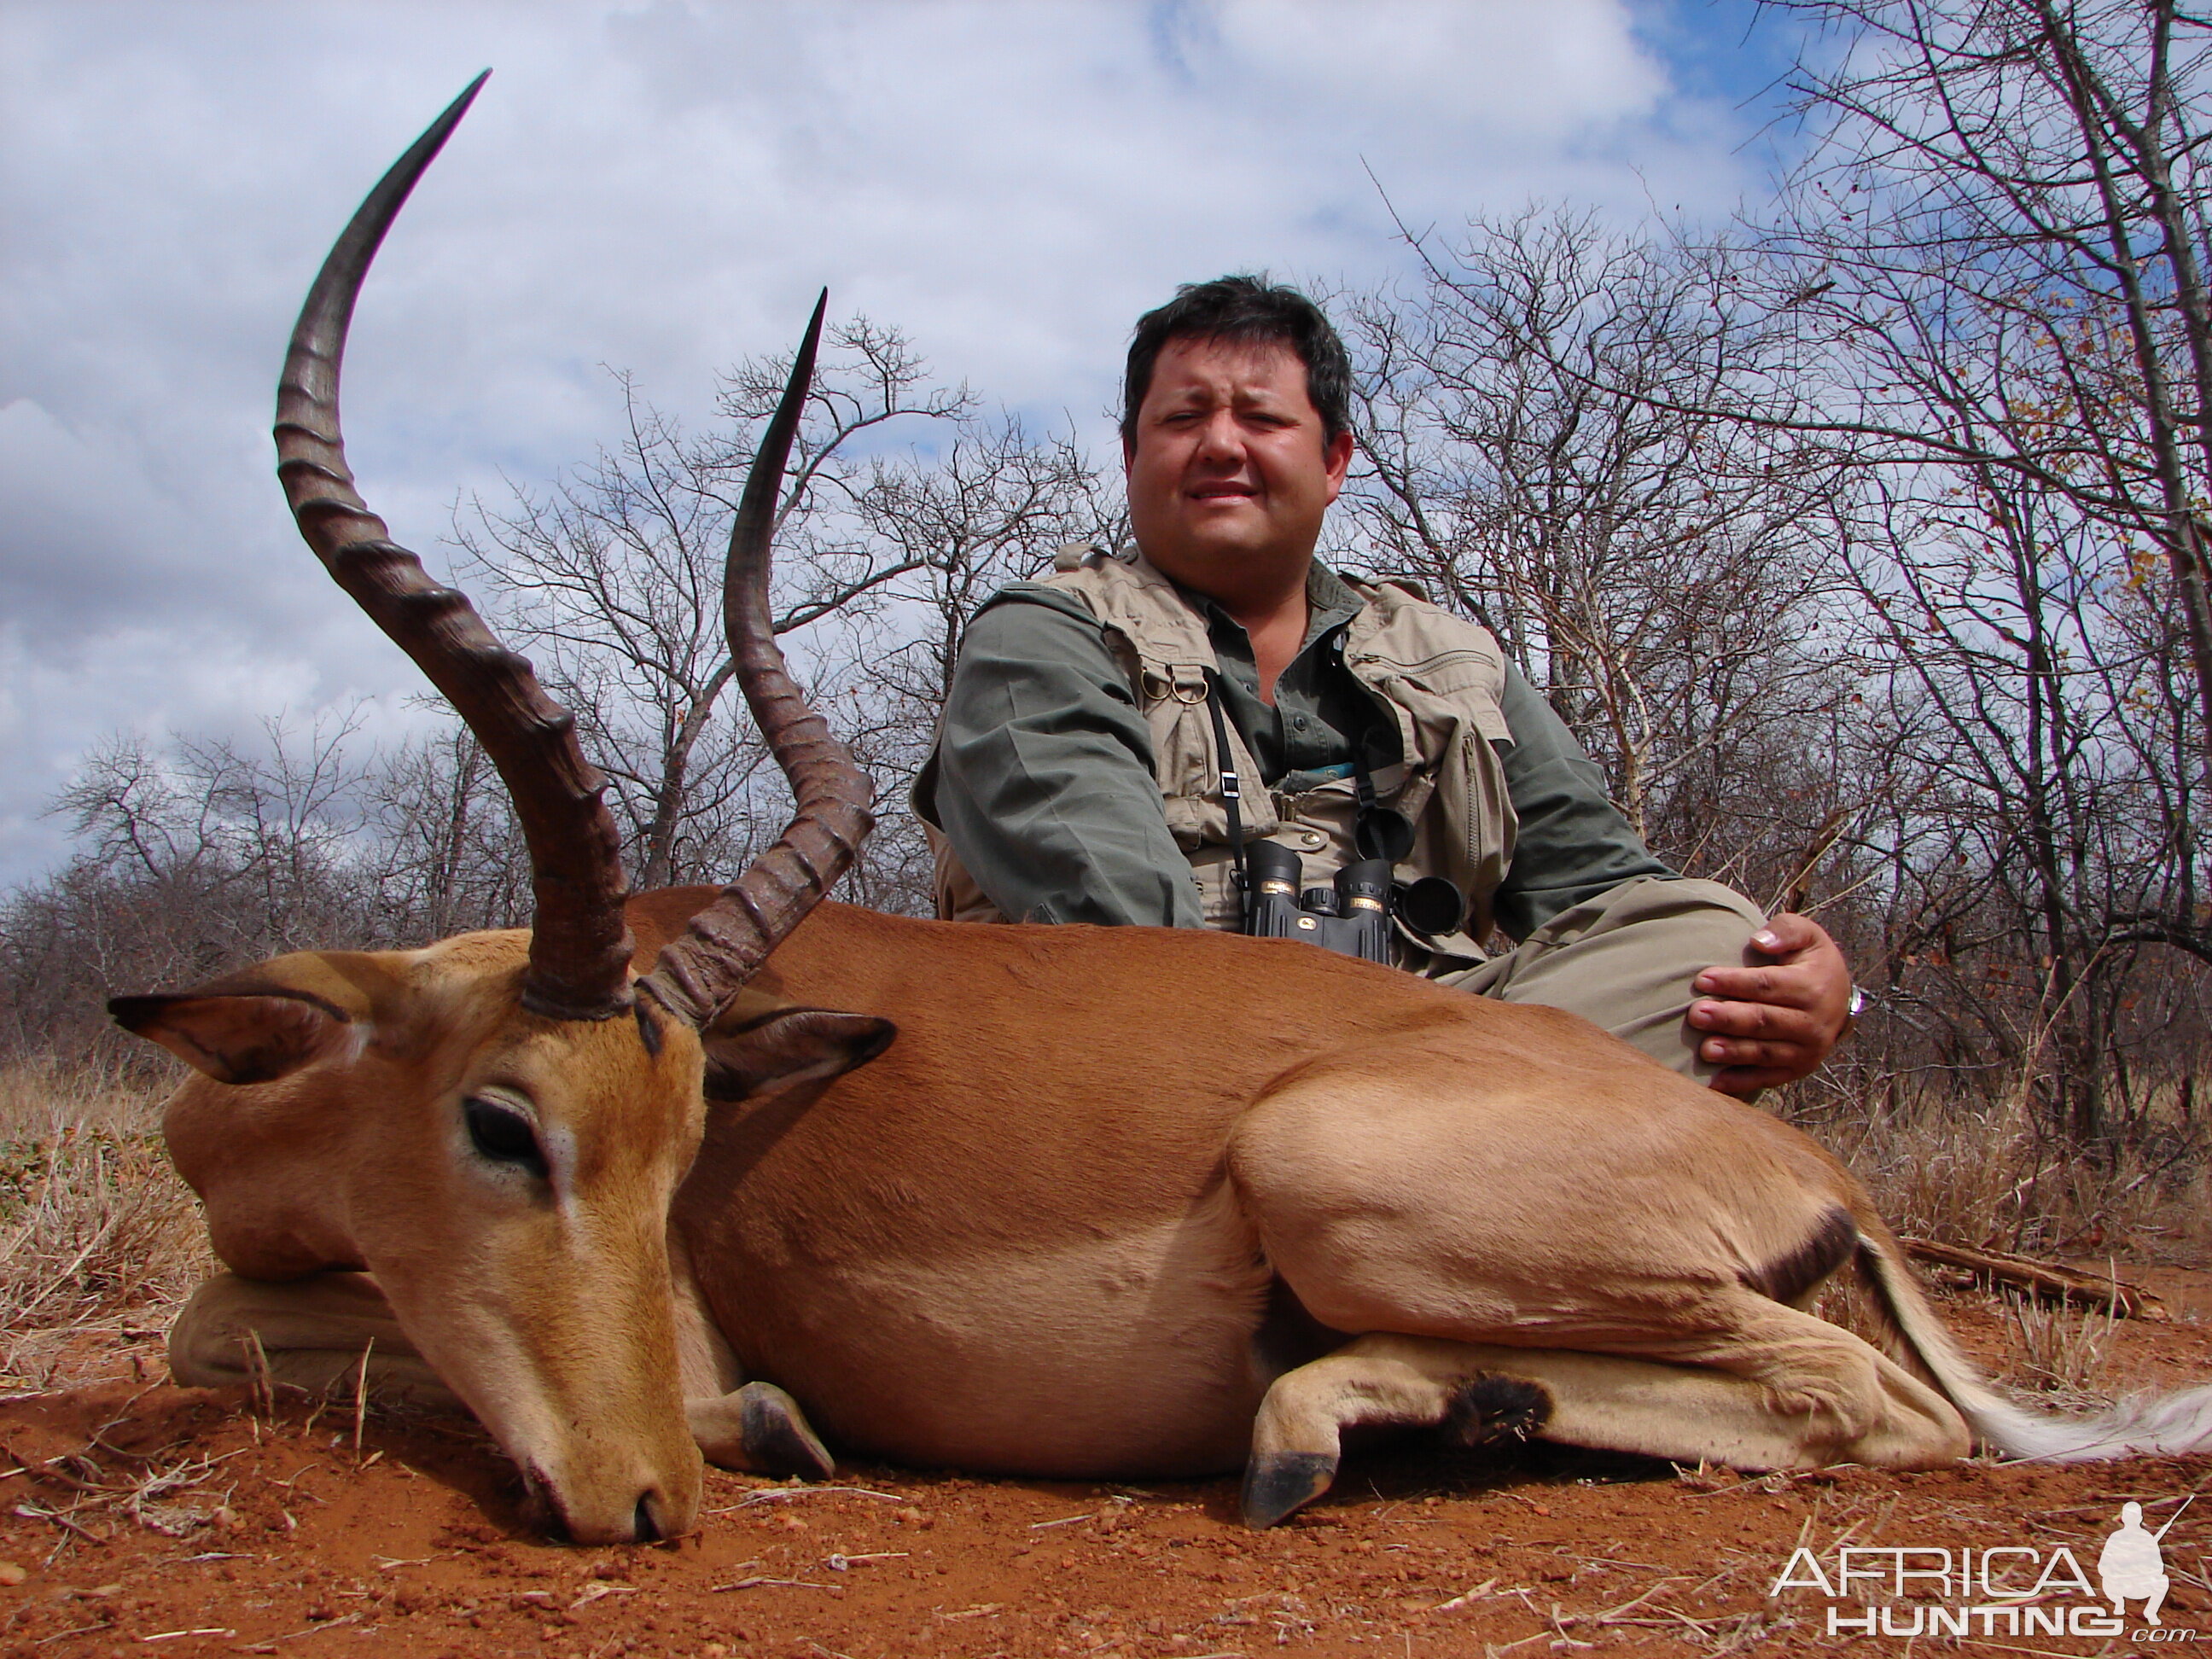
left=1244, top=1330, right=1969, bottom=1528
left=1244, top=1334, right=1513, bottom=1527
left=167, top=1271, right=460, bottom=1409
left=664, top=1233, right=834, bottom=1478
left=1575, top=1291, right=1972, bottom=1469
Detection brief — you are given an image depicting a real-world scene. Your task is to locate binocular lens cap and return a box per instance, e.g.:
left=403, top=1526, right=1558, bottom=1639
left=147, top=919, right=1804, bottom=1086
left=1398, top=876, right=1467, bottom=938
left=1354, top=808, right=1416, bottom=863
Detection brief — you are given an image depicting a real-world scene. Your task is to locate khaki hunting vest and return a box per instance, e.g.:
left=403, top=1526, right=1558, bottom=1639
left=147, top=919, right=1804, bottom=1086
left=915, top=544, right=1519, bottom=963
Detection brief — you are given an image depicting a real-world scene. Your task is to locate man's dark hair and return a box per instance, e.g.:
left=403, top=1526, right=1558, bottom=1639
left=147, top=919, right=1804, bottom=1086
left=1121, top=275, right=1353, bottom=451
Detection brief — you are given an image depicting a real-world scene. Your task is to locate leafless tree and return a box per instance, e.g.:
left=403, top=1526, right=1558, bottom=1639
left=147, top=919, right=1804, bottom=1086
left=830, top=417, right=1121, bottom=906
left=6, top=717, right=375, bottom=1065
left=360, top=718, right=529, bottom=940
left=456, top=319, right=1117, bottom=908
left=454, top=317, right=965, bottom=889
left=1823, top=457, right=2197, bottom=1139
left=1715, top=0, right=2212, bottom=1141
left=1336, top=210, right=1857, bottom=882
left=1758, top=0, right=2212, bottom=767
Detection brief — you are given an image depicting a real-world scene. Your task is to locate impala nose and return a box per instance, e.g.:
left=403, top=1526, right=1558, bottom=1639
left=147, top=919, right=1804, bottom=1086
left=632, top=1492, right=662, bottom=1544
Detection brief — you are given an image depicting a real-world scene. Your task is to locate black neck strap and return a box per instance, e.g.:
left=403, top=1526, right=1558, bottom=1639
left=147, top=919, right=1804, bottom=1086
left=1203, top=671, right=1250, bottom=902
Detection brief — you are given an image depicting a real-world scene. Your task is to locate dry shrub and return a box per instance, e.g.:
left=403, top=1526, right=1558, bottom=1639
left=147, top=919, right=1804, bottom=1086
left=1796, top=1068, right=2205, bottom=1409
left=1790, top=1076, right=2203, bottom=1260
left=0, top=1054, right=160, bottom=1140
left=0, top=1057, right=209, bottom=1390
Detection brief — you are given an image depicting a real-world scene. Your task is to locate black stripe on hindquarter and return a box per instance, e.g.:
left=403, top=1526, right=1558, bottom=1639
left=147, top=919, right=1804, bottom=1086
left=1742, top=1205, right=1857, bottom=1305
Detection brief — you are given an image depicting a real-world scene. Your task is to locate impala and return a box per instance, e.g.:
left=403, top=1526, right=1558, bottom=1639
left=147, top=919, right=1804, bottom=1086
left=112, top=79, right=2212, bottom=1547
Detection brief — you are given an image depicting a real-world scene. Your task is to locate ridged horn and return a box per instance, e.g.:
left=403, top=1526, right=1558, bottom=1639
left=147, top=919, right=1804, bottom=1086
left=274, top=73, right=636, bottom=1022
left=639, top=293, right=876, bottom=1026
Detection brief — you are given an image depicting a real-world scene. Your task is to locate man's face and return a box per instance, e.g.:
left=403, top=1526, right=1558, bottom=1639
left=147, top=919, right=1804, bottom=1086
left=1123, top=335, right=1354, bottom=604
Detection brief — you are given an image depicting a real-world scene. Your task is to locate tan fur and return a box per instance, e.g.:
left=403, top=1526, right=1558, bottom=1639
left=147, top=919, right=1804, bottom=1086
left=157, top=931, right=709, bottom=1545
left=146, top=893, right=2197, bottom=1539
left=667, top=903, right=1967, bottom=1481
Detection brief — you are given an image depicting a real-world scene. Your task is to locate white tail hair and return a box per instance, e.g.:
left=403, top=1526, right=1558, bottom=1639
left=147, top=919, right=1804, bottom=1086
left=1854, top=1226, right=2212, bottom=1461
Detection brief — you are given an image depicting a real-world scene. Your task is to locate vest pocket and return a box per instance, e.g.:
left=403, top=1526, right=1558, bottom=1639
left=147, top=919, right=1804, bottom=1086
left=1392, top=649, right=1497, bottom=696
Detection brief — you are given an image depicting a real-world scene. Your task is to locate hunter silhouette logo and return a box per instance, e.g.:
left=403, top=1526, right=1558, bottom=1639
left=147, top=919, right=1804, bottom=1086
left=1767, top=1493, right=2201, bottom=1639
left=2100, top=1498, right=2191, bottom=1627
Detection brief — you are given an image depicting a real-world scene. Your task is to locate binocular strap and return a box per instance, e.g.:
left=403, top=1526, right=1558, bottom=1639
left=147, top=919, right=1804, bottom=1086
left=1203, top=671, right=1252, bottom=909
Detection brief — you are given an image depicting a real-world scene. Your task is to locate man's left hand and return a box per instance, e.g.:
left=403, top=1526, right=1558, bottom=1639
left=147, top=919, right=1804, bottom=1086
left=1688, top=913, right=1854, bottom=1097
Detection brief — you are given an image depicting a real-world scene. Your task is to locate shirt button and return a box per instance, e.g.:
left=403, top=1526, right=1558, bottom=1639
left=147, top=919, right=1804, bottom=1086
left=1291, top=714, right=1309, bottom=730
left=1301, top=830, right=1325, bottom=849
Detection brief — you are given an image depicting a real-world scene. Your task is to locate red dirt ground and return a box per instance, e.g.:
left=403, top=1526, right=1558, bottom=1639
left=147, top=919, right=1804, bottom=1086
left=1, top=1278, right=2208, bottom=1658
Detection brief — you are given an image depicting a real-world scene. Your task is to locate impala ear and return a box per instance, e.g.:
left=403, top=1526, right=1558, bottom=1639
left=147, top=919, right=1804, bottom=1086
left=700, top=1008, right=896, bottom=1103
left=109, top=954, right=381, bottom=1085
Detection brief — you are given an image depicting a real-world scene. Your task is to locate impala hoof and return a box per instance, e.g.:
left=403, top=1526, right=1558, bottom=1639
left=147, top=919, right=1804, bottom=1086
left=737, top=1382, right=835, bottom=1479
left=1240, top=1451, right=1336, bottom=1528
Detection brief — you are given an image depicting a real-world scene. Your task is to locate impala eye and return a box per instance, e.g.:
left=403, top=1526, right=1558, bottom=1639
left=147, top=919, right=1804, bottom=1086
left=463, top=1097, right=547, bottom=1179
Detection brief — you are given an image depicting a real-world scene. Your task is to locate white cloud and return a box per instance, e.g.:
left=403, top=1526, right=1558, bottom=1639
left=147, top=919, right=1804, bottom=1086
left=0, top=0, right=1767, bottom=887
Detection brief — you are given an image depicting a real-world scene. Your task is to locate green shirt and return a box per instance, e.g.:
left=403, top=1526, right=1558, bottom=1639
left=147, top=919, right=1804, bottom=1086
left=930, top=565, right=1674, bottom=935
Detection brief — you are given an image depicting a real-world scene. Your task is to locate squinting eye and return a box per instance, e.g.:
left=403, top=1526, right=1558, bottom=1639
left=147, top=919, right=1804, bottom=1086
left=464, top=1097, right=548, bottom=1179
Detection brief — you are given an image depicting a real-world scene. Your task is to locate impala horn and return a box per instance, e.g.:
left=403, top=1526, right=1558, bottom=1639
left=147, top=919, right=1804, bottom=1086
left=273, top=71, right=635, bottom=1021
left=278, top=75, right=871, bottom=1029
left=639, top=293, right=878, bottom=1027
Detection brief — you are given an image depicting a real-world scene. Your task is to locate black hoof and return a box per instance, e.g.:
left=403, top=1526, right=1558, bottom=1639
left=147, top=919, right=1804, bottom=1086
left=1240, top=1451, right=1337, bottom=1528
left=737, top=1381, right=835, bottom=1479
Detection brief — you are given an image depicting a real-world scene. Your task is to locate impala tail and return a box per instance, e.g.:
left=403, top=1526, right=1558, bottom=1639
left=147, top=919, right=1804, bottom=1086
left=1851, top=1214, right=2212, bottom=1460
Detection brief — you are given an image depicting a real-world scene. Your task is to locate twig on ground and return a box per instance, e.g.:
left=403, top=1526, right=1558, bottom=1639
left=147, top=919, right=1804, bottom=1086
left=352, top=1341, right=371, bottom=1461
left=715, top=1484, right=903, bottom=1509
left=15, top=1500, right=104, bottom=1541
left=244, top=1332, right=273, bottom=1418
left=273, top=1610, right=362, bottom=1641
left=1432, top=1575, right=1500, bottom=1610
left=33, top=1623, right=110, bottom=1647
left=1902, top=1237, right=2166, bottom=1319
left=710, top=1575, right=842, bottom=1592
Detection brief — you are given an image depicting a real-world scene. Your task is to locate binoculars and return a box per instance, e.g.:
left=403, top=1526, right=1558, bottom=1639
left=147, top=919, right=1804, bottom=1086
left=1242, top=841, right=1393, bottom=963
left=1239, top=840, right=1468, bottom=966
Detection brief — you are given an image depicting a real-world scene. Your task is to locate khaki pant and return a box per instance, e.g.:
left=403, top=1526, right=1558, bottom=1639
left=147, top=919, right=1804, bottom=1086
left=1441, top=877, right=1767, bottom=1084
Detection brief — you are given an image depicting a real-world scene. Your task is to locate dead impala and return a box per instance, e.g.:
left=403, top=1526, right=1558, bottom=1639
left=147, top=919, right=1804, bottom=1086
left=110, top=80, right=2212, bottom=1547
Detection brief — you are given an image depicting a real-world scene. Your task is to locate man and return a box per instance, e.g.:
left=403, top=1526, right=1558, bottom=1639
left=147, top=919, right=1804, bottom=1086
left=913, top=276, right=1854, bottom=1096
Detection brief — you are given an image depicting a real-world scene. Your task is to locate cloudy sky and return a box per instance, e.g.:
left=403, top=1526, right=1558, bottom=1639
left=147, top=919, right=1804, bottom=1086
left=0, top=0, right=1806, bottom=887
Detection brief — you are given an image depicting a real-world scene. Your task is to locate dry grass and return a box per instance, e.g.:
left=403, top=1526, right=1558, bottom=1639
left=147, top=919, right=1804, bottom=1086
left=0, top=1057, right=209, bottom=1393
left=2000, top=1289, right=2121, bottom=1401
left=1798, top=1084, right=2205, bottom=1262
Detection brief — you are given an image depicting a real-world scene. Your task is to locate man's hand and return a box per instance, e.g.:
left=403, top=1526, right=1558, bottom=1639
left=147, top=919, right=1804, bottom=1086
left=1688, top=913, right=1854, bottom=1097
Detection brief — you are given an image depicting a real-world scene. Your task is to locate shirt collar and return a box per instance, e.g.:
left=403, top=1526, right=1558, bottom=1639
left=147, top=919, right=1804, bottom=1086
left=1188, top=563, right=1361, bottom=651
